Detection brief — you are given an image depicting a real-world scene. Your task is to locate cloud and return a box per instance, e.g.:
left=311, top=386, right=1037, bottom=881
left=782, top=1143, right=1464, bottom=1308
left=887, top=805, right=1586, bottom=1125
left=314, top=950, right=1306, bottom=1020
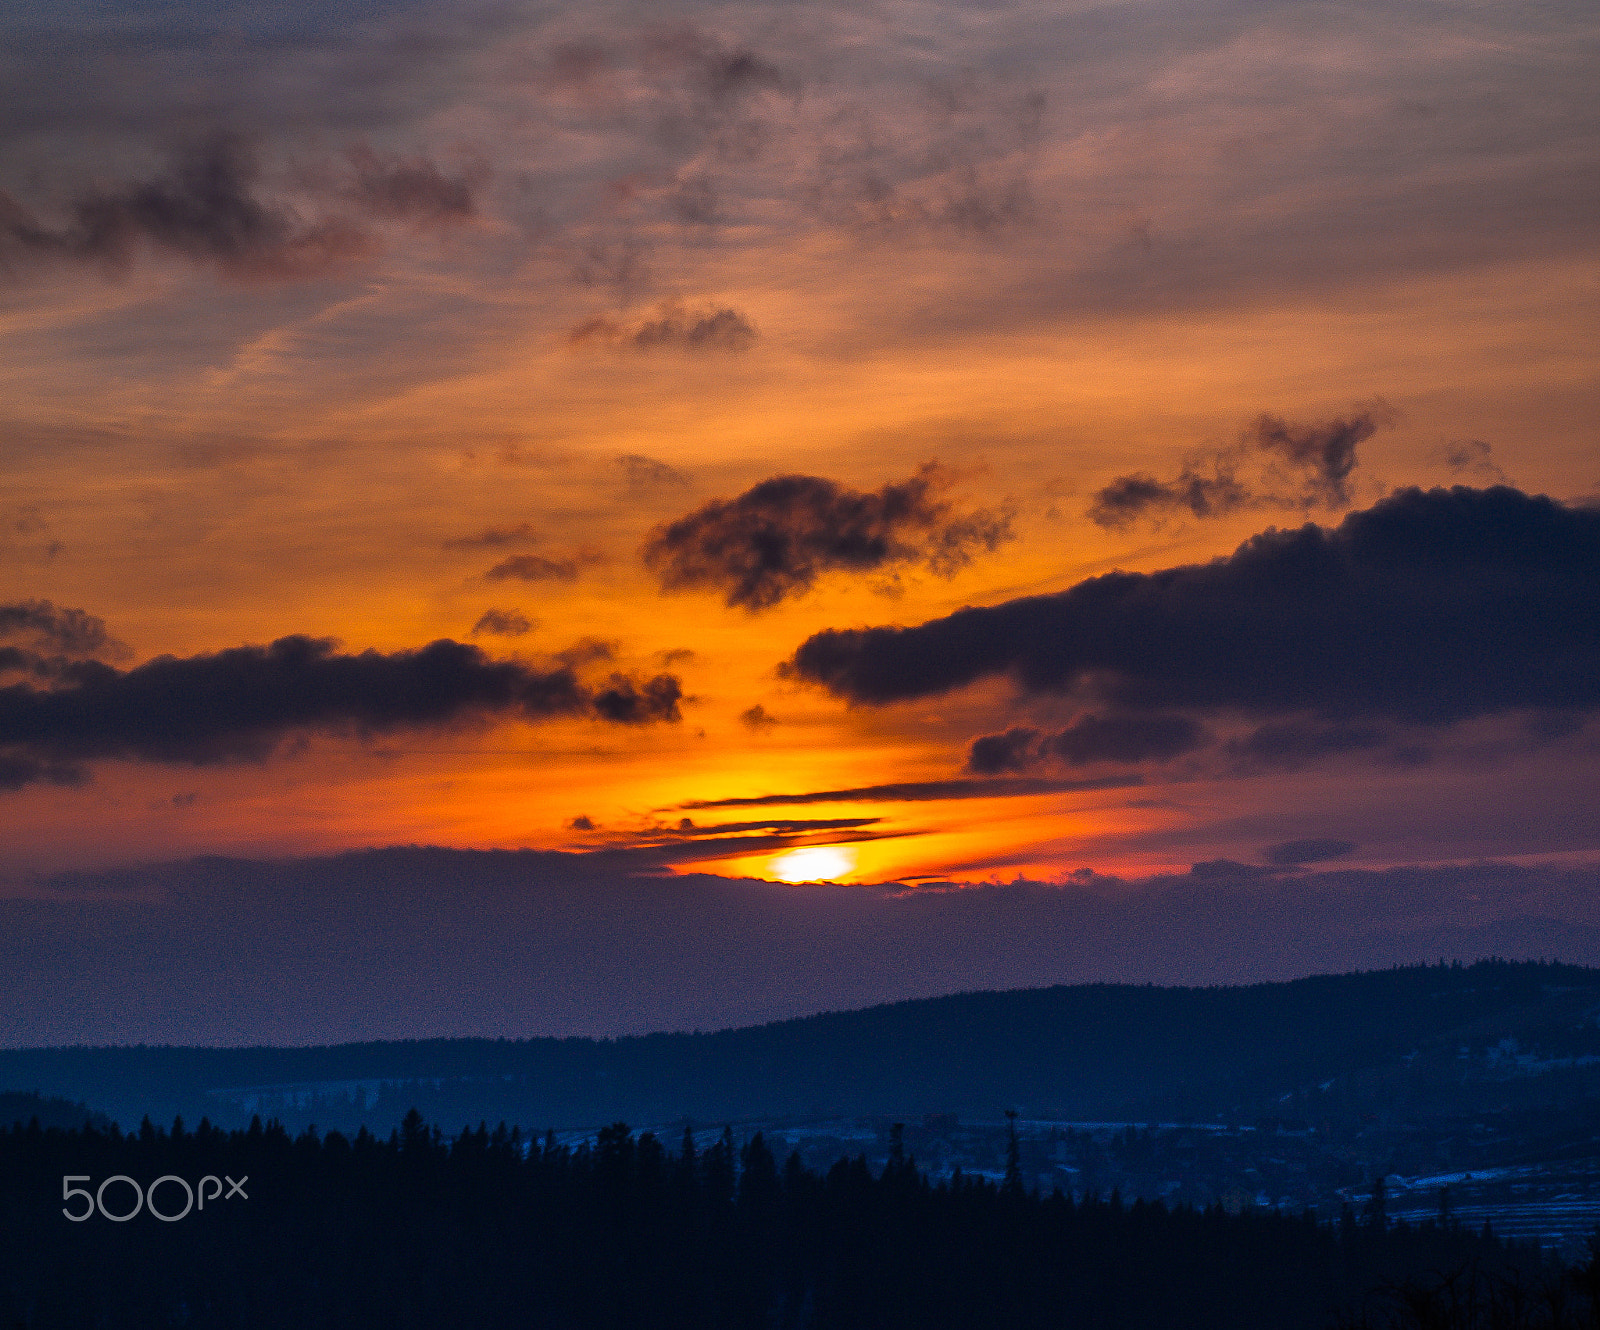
left=1, top=136, right=371, bottom=281
left=0, top=753, right=84, bottom=792
left=688, top=45, right=788, bottom=106
left=1088, top=409, right=1388, bottom=528
left=674, top=773, right=1140, bottom=810
left=11, top=848, right=1600, bottom=1045
left=643, top=463, right=1014, bottom=610
left=802, top=74, right=1046, bottom=241
left=1, top=136, right=482, bottom=283
left=0, top=600, right=127, bottom=659
left=641, top=24, right=796, bottom=118
left=635, top=306, right=756, bottom=351
left=1442, top=440, right=1510, bottom=484
left=570, top=304, right=757, bottom=352
left=789, top=486, right=1600, bottom=726
left=1264, top=838, right=1356, bottom=866
left=590, top=672, right=683, bottom=724
left=0, top=600, right=134, bottom=685
left=0, top=506, right=63, bottom=562
left=617, top=454, right=690, bottom=490
left=1088, top=468, right=1248, bottom=528
left=1225, top=721, right=1388, bottom=771
left=342, top=143, right=483, bottom=227
left=1245, top=411, right=1378, bottom=506
left=2, top=0, right=1589, bottom=322
left=667, top=815, right=878, bottom=838
left=444, top=524, right=538, bottom=550
left=470, top=609, right=535, bottom=637
left=967, top=714, right=1210, bottom=774
left=484, top=554, right=581, bottom=583
left=555, top=638, right=618, bottom=668
left=483, top=546, right=606, bottom=583
left=739, top=703, right=779, bottom=730
left=0, top=635, right=680, bottom=787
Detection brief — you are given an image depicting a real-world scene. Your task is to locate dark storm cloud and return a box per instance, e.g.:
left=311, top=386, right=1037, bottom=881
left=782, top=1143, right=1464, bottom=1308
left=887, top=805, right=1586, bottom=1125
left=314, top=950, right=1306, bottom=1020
left=0, top=136, right=371, bottom=280
left=966, top=714, right=1209, bottom=774
left=470, top=609, right=534, bottom=637
left=1264, top=838, right=1356, bottom=866
left=643, top=464, right=1014, bottom=610
left=789, top=486, right=1600, bottom=725
left=0, top=635, right=680, bottom=785
left=1088, top=409, right=1385, bottom=528
left=675, top=773, right=1139, bottom=810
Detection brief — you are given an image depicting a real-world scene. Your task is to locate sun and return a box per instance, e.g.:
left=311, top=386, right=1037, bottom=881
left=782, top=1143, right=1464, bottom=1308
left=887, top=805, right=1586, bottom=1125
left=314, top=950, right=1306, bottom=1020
left=769, top=845, right=856, bottom=883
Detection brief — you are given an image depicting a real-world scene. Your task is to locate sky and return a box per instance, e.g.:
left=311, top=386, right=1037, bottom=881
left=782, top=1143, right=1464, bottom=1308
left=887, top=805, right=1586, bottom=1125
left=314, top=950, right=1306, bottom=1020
left=0, top=0, right=1596, bottom=1043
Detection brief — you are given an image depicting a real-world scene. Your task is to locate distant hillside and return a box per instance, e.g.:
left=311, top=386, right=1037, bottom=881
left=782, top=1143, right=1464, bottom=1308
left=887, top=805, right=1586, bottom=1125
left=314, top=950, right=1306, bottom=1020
left=5, top=960, right=1600, bottom=1134
left=0, top=1090, right=112, bottom=1132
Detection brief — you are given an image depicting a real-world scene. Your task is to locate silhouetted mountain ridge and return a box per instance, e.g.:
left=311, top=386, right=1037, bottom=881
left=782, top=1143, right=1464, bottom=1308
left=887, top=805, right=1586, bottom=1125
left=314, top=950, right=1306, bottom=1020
left=5, top=960, right=1599, bottom=1133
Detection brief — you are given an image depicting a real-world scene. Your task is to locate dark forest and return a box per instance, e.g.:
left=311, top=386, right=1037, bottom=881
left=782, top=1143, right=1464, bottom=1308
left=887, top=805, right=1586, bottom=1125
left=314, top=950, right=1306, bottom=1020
left=2, top=1110, right=1590, bottom=1329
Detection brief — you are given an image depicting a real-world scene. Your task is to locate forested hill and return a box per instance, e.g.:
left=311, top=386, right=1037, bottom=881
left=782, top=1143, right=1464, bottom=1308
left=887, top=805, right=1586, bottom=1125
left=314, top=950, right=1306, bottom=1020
left=6, top=960, right=1600, bottom=1134
left=0, top=1112, right=1549, bottom=1330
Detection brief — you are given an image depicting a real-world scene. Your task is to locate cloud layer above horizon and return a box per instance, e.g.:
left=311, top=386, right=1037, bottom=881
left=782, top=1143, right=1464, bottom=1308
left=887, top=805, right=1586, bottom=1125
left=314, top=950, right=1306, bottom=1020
left=8, top=845, right=1600, bottom=1045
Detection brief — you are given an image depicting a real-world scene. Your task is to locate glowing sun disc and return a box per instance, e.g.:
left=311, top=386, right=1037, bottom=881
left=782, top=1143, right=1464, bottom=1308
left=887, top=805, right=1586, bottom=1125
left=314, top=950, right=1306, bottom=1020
left=769, top=845, right=855, bottom=883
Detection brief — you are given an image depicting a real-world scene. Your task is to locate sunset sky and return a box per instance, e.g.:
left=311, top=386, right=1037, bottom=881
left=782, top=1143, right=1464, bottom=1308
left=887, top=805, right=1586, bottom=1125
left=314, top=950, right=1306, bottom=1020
left=1, top=0, right=1596, bottom=1042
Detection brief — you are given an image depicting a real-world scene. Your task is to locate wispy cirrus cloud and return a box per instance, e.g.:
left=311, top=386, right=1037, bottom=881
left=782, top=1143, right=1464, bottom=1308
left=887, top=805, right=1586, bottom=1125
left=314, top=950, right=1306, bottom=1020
left=673, top=773, right=1140, bottom=810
